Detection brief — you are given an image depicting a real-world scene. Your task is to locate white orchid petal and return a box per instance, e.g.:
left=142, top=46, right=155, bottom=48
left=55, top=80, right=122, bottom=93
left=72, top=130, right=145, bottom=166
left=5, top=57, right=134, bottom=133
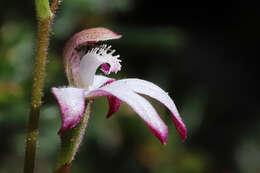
left=105, top=79, right=187, bottom=141
left=52, top=87, right=86, bottom=134
left=86, top=84, right=168, bottom=145
left=79, top=52, right=102, bottom=88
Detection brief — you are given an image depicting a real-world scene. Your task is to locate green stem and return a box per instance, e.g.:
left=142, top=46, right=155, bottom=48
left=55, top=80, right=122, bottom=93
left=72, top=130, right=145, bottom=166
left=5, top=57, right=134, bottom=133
left=24, top=18, right=51, bottom=173
left=54, top=101, right=93, bottom=173
left=23, top=0, right=58, bottom=172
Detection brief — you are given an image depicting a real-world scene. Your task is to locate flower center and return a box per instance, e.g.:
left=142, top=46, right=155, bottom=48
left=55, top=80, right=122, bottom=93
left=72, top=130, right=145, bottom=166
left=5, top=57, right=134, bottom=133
left=79, top=44, right=121, bottom=90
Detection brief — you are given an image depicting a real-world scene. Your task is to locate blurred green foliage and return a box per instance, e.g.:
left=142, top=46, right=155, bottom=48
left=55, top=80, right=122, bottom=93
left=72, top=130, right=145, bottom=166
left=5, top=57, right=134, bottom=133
left=0, top=0, right=259, bottom=173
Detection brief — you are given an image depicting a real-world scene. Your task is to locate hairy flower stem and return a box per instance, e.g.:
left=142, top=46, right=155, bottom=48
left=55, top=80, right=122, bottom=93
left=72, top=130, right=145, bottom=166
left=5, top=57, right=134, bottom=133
left=24, top=0, right=61, bottom=172
left=55, top=101, right=93, bottom=173
left=24, top=18, right=51, bottom=173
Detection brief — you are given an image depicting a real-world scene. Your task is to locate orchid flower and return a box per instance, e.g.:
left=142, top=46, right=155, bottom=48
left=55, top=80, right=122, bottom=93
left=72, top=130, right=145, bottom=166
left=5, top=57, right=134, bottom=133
left=52, top=27, right=187, bottom=145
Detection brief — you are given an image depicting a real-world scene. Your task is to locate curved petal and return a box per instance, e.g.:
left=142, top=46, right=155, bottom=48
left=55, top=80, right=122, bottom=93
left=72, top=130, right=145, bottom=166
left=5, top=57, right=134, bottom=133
left=51, top=87, right=86, bottom=134
left=86, top=84, right=168, bottom=145
left=107, top=79, right=187, bottom=141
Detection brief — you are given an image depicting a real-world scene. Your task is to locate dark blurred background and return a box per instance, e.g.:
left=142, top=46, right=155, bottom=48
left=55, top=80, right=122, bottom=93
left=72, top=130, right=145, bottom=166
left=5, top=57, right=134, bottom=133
left=0, top=0, right=258, bottom=173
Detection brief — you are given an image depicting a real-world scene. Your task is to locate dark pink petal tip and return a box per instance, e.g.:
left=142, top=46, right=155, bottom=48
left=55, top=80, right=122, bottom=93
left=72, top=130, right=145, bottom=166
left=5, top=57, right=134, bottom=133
left=106, top=95, right=121, bottom=118
left=175, top=121, right=187, bottom=141
left=51, top=87, right=86, bottom=135
left=151, top=126, right=168, bottom=146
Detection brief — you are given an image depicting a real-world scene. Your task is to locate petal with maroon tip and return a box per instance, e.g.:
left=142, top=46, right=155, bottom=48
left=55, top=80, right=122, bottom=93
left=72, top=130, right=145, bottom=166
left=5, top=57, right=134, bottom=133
left=51, top=87, right=86, bottom=134
left=112, top=79, right=187, bottom=141
left=86, top=84, right=168, bottom=145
